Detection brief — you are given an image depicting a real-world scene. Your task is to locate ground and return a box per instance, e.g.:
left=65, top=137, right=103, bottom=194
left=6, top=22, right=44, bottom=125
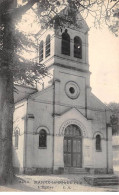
left=0, top=173, right=119, bottom=192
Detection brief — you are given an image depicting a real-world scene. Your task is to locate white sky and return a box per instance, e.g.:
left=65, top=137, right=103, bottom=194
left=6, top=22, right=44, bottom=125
left=89, top=27, right=119, bottom=103
left=18, top=5, right=119, bottom=104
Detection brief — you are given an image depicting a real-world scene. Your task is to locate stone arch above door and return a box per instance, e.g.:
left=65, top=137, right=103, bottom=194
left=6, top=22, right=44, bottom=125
left=64, top=124, right=82, bottom=137
left=59, top=119, right=88, bottom=137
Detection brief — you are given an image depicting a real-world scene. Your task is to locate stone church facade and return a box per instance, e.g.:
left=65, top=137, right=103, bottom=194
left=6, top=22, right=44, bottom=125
left=13, top=7, right=113, bottom=175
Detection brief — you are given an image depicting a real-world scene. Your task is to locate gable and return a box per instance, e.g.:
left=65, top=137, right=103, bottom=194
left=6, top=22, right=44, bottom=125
left=55, top=107, right=93, bottom=138
left=57, top=107, right=91, bottom=123
left=58, top=107, right=85, bottom=118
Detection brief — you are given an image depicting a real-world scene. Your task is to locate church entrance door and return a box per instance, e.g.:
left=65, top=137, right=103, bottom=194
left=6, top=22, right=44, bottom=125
left=64, top=124, right=82, bottom=168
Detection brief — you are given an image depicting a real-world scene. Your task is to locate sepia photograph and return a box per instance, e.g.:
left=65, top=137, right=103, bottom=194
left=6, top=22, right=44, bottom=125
left=0, top=0, right=119, bottom=192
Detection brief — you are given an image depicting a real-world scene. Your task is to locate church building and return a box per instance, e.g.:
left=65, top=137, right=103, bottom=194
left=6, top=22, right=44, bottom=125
left=13, top=7, right=113, bottom=175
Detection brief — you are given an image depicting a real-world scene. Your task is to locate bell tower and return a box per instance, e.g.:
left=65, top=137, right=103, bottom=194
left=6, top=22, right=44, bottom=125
left=37, top=7, right=91, bottom=117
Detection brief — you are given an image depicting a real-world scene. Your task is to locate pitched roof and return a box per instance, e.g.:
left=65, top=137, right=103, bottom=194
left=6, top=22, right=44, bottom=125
left=14, top=84, right=37, bottom=103
left=36, top=5, right=89, bottom=37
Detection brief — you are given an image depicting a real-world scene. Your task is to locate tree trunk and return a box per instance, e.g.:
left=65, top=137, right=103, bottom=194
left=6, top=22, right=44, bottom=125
left=0, top=3, right=15, bottom=184
left=0, top=72, right=14, bottom=184
left=0, top=0, right=39, bottom=184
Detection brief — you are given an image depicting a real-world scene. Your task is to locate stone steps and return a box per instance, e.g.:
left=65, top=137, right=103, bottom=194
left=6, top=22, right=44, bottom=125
left=84, top=175, right=119, bottom=186
left=64, top=167, right=88, bottom=174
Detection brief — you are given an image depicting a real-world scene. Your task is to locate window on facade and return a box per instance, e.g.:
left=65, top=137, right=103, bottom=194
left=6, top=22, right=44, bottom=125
left=45, top=35, right=50, bottom=58
left=39, top=41, right=44, bottom=62
left=96, top=134, right=101, bottom=151
left=74, top=36, right=82, bottom=59
left=62, top=29, right=70, bottom=56
left=39, top=129, right=47, bottom=148
left=15, top=130, right=19, bottom=148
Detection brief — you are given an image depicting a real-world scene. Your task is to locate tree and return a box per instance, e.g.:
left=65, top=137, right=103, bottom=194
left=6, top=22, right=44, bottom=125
left=0, top=0, right=46, bottom=184
left=107, top=102, right=119, bottom=135
left=0, top=0, right=119, bottom=184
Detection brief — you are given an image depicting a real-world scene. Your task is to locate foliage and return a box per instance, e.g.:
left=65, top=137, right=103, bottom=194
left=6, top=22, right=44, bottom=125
left=0, top=0, right=48, bottom=87
left=107, top=102, right=119, bottom=135
left=35, top=0, right=119, bottom=35
left=0, top=0, right=119, bottom=87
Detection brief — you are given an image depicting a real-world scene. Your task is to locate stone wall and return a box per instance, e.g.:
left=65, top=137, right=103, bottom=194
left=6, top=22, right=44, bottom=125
left=13, top=100, right=27, bottom=171
left=112, top=135, right=119, bottom=173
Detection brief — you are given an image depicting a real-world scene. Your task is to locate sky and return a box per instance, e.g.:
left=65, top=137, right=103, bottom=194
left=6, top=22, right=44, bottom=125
left=18, top=4, right=119, bottom=104
left=89, top=27, right=119, bottom=103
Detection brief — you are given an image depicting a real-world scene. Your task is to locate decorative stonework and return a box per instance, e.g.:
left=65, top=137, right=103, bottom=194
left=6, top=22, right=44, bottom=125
left=65, top=81, right=80, bottom=99
left=36, top=126, right=50, bottom=134
left=59, top=119, right=88, bottom=137
left=93, top=131, right=104, bottom=139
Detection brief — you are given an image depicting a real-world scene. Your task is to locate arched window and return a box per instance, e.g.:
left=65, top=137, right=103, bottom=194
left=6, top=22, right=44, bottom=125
left=96, top=134, right=101, bottom=151
left=74, top=36, right=82, bottom=59
left=15, top=130, right=19, bottom=148
left=39, top=129, right=47, bottom=148
left=39, top=41, right=44, bottom=62
left=64, top=124, right=81, bottom=137
left=62, top=29, right=70, bottom=56
left=45, top=35, right=50, bottom=58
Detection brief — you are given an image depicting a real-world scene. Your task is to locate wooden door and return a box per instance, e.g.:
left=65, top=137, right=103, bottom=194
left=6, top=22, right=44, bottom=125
left=64, top=137, right=82, bottom=167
